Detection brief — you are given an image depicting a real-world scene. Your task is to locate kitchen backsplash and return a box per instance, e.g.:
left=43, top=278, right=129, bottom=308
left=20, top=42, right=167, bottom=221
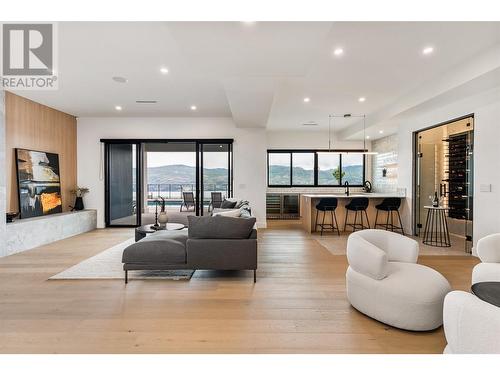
left=371, top=134, right=399, bottom=193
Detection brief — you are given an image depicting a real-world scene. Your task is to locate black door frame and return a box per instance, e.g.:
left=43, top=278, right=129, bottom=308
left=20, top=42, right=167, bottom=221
left=102, top=138, right=234, bottom=227
left=411, top=114, right=474, bottom=236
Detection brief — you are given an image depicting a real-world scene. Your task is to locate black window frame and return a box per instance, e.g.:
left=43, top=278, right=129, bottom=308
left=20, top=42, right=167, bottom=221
left=267, top=149, right=366, bottom=188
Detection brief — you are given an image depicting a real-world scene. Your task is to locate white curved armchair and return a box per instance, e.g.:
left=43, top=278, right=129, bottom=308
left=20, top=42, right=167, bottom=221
left=443, top=291, right=500, bottom=353
left=346, top=230, right=451, bottom=331
left=472, top=233, right=500, bottom=283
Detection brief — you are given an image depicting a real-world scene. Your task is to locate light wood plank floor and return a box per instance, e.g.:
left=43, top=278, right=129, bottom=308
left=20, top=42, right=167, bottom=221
left=0, top=223, right=478, bottom=354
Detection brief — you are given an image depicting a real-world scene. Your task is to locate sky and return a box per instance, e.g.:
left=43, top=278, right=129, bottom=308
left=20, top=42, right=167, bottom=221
left=146, top=152, right=228, bottom=169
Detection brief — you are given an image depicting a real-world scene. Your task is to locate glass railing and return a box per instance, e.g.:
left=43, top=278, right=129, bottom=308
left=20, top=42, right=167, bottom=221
left=145, top=183, right=228, bottom=202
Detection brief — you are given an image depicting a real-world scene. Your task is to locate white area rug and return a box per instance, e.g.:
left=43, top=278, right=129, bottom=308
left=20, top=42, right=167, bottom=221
left=49, top=238, right=195, bottom=280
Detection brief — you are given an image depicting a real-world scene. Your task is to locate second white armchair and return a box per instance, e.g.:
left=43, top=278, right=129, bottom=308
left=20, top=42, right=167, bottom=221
left=472, top=233, right=500, bottom=283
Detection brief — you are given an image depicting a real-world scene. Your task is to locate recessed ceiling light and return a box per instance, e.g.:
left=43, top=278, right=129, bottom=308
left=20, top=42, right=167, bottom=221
left=115, top=105, right=122, bottom=111
left=379, top=130, right=384, bottom=134
left=366, top=135, right=370, bottom=139
left=333, top=48, right=344, bottom=56
left=112, top=76, right=128, bottom=83
left=303, top=97, right=310, bottom=103
left=190, top=105, right=197, bottom=111
left=358, top=97, right=366, bottom=103
left=422, top=46, right=434, bottom=55
left=160, top=67, right=169, bottom=74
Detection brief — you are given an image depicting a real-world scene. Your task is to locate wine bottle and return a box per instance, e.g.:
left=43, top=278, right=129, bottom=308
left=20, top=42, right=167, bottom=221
left=433, top=192, right=439, bottom=207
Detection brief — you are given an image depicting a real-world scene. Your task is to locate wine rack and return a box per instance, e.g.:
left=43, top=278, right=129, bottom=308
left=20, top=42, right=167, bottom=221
left=445, top=133, right=471, bottom=220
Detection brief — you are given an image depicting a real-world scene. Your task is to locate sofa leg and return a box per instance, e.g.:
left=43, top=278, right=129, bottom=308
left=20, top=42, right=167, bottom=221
left=254, top=269, right=256, bottom=283
left=125, top=270, right=128, bottom=284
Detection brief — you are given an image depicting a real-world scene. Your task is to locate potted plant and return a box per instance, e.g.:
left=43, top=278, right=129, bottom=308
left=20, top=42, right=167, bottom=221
left=332, top=167, right=345, bottom=183
left=157, top=197, right=168, bottom=227
left=70, top=187, right=89, bottom=211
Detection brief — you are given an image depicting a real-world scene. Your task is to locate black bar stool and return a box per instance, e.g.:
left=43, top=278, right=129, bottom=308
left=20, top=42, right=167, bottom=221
left=315, top=198, right=340, bottom=236
left=374, top=198, right=405, bottom=235
left=344, top=197, right=370, bottom=232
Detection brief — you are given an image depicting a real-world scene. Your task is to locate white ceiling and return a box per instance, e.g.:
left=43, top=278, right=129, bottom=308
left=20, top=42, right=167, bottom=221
left=14, top=21, right=500, bottom=139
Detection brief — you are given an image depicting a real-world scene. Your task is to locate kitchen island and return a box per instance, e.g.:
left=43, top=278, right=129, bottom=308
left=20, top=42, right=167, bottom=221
left=301, top=192, right=406, bottom=233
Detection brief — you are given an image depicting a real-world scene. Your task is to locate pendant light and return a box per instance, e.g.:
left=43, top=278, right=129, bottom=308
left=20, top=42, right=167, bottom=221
left=318, top=114, right=377, bottom=155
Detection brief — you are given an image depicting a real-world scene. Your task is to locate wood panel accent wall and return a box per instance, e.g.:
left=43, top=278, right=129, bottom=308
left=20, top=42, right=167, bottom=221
left=5, top=92, right=77, bottom=213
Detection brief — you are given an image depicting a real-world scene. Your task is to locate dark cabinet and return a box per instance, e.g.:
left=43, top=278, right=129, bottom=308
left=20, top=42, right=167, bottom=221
left=266, top=193, right=300, bottom=219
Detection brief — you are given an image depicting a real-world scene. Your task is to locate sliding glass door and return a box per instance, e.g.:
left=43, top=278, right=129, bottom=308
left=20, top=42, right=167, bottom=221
left=105, top=142, right=141, bottom=226
left=103, top=139, right=233, bottom=226
left=199, top=142, right=233, bottom=215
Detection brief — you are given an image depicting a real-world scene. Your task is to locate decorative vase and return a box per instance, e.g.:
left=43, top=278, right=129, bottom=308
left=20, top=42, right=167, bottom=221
left=158, top=211, right=168, bottom=227
left=73, top=197, right=84, bottom=211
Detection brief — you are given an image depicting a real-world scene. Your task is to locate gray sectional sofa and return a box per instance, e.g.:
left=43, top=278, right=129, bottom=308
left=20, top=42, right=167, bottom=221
left=122, top=215, right=258, bottom=283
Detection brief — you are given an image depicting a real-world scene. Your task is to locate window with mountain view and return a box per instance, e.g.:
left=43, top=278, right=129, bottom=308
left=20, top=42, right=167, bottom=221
left=342, top=154, right=364, bottom=185
left=268, top=153, right=291, bottom=185
left=267, top=150, right=365, bottom=187
left=318, top=153, right=340, bottom=185
left=292, top=153, right=314, bottom=185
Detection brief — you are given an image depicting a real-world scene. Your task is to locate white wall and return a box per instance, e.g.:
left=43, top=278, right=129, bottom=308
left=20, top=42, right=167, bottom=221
left=397, top=87, right=500, bottom=249
left=77, top=117, right=267, bottom=228
left=267, top=130, right=367, bottom=150
left=0, top=91, right=6, bottom=257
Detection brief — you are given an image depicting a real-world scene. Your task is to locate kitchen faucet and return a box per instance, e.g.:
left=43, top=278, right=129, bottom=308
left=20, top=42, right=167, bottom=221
left=344, top=181, right=350, bottom=196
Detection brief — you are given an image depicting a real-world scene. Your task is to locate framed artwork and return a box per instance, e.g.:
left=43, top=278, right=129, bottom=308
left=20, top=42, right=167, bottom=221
left=15, top=148, right=62, bottom=218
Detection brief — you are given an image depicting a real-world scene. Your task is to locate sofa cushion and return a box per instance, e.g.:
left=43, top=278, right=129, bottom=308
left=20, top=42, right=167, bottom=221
left=220, top=199, right=237, bottom=209
left=188, top=215, right=256, bottom=239
left=122, top=229, right=188, bottom=264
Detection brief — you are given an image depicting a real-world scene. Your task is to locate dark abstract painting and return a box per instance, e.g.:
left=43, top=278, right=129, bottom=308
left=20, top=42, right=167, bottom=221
left=16, top=148, right=62, bottom=218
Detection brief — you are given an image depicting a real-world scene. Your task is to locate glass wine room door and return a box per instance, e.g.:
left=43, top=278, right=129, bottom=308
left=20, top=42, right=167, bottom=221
left=415, top=116, right=474, bottom=253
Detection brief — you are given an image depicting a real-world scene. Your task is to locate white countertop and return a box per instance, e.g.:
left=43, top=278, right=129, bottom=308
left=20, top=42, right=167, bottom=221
left=302, top=192, right=405, bottom=199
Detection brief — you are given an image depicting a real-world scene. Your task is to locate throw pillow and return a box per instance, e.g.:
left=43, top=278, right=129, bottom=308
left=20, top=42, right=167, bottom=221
left=220, top=199, right=237, bottom=209
left=239, top=208, right=252, bottom=218
left=213, top=209, right=241, bottom=218
left=235, top=200, right=250, bottom=209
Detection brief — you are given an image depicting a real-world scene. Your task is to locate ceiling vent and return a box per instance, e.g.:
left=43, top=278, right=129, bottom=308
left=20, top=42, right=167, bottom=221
left=135, top=100, right=158, bottom=104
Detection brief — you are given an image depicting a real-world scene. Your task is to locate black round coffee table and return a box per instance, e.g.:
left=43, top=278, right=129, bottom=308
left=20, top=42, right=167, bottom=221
left=135, top=223, right=185, bottom=242
left=471, top=282, right=500, bottom=308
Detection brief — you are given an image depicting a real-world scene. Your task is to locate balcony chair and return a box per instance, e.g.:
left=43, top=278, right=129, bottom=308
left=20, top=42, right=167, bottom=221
left=180, top=191, right=196, bottom=212
left=208, top=192, right=223, bottom=212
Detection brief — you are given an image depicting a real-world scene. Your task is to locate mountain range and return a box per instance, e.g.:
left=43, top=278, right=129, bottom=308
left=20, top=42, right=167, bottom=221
left=143, top=164, right=363, bottom=186
left=146, top=164, right=228, bottom=186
